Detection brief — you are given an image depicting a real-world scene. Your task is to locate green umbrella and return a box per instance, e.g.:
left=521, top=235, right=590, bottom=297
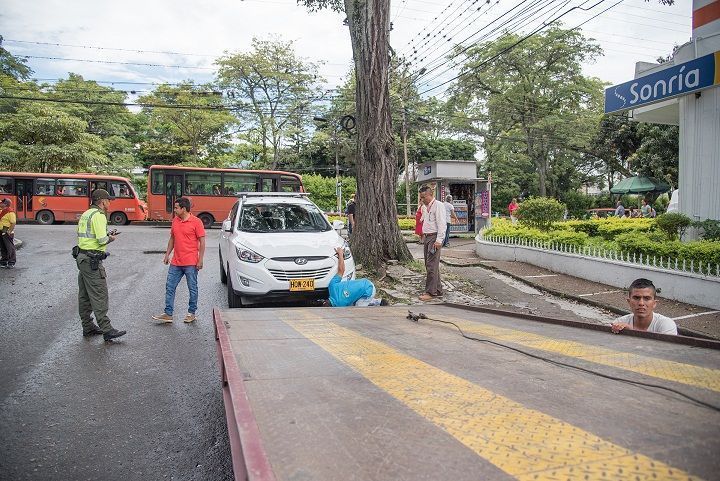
left=610, top=176, right=671, bottom=194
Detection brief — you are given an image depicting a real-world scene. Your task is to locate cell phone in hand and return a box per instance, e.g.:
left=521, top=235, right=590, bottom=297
left=429, top=245, right=436, bottom=254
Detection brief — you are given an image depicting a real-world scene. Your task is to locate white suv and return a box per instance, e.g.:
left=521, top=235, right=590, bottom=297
left=219, top=193, right=355, bottom=307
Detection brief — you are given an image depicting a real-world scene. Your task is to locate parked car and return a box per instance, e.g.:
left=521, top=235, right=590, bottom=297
left=219, top=192, right=355, bottom=307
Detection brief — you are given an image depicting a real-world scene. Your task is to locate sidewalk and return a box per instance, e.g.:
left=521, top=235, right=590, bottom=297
left=411, top=236, right=720, bottom=340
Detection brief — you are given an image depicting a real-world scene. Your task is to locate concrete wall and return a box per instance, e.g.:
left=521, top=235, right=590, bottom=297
left=476, top=239, right=720, bottom=310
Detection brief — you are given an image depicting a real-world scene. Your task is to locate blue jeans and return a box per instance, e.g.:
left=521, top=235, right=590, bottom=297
left=443, top=223, right=451, bottom=247
left=165, top=265, right=198, bottom=315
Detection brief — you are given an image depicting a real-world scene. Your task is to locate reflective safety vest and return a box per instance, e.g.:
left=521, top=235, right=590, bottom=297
left=77, top=207, right=110, bottom=252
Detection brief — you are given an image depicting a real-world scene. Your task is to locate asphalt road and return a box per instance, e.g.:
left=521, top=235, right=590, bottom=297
left=0, top=224, right=233, bottom=481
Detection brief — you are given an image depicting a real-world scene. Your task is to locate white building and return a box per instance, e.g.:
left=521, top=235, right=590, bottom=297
left=605, top=0, right=720, bottom=228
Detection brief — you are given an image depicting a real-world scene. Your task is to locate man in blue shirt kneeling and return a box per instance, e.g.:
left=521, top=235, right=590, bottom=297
left=325, top=247, right=386, bottom=307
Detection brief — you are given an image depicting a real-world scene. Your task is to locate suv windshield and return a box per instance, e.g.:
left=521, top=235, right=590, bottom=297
left=238, top=202, right=331, bottom=233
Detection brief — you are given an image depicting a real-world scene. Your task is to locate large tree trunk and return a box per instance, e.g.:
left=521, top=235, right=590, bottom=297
left=344, top=0, right=411, bottom=270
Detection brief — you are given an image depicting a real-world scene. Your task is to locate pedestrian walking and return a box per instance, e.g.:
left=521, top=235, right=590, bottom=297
left=414, top=205, right=423, bottom=244
left=442, top=195, right=459, bottom=247
left=74, top=189, right=126, bottom=341
left=418, top=185, right=446, bottom=301
left=0, top=198, right=17, bottom=268
left=152, top=197, right=206, bottom=323
left=508, top=198, right=519, bottom=224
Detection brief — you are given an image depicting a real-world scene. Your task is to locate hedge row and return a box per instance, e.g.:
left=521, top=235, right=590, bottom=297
left=327, top=215, right=415, bottom=231
left=615, top=233, right=720, bottom=267
left=558, top=217, right=654, bottom=239
left=482, top=219, right=720, bottom=269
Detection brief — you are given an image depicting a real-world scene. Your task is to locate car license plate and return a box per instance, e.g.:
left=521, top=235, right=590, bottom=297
left=290, top=279, right=315, bottom=291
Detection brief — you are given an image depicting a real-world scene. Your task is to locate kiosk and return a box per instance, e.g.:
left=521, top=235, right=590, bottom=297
left=416, top=159, right=491, bottom=233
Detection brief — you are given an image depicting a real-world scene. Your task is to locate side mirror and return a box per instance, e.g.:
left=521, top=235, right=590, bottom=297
left=222, top=219, right=233, bottom=232
left=332, top=220, right=345, bottom=230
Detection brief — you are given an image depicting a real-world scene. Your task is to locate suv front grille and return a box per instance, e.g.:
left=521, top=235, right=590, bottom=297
left=268, top=267, right=332, bottom=281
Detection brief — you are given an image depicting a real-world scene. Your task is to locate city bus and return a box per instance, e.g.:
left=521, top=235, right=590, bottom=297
left=0, top=172, right=147, bottom=225
left=146, top=165, right=304, bottom=228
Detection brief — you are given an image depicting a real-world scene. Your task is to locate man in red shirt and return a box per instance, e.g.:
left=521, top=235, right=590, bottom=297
left=152, top=197, right=206, bottom=323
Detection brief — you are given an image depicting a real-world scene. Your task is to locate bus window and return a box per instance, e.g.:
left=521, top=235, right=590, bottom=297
left=151, top=171, right=164, bottom=194
left=110, top=181, right=133, bottom=198
left=223, top=173, right=258, bottom=195
left=35, top=178, right=56, bottom=195
left=90, top=181, right=109, bottom=194
left=0, top=177, right=12, bottom=194
left=280, top=175, right=301, bottom=192
left=185, top=172, right=221, bottom=196
left=261, top=178, right=275, bottom=192
left=57, top=179, right=88, bottom=197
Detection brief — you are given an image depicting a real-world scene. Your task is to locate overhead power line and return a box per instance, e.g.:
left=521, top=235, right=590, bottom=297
left=21, top=55, right=216, bottom=70
left=418, top=0, right=622, bottom=96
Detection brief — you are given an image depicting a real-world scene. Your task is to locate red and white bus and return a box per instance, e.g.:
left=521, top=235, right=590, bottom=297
left=146, top=165, right=304, bottom=228
left=0, top=172, right=147, bottom=225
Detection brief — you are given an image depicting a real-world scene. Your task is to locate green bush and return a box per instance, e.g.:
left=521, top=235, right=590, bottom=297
left=516, top=197, right=566, bottom=231
left=654, top=212, right=692, bottom=240
left=693, top=219, right=720, bottom=241
left=615, top=232, right=720, bottom=267
left=560, top=218, right=654, bottom=239
left=548, top=230, right=589, bottom=247
left=302, top=174, right=357, bottom=212
left=560, top=191, right=594, bottom=219
left=596, top=218, right=654, bottom=240
left=327, top=215, right=416, bottom=231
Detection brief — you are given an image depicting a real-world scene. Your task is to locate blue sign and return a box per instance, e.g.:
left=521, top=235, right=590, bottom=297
left=605, top=51, right=720, bottom=114
left=423, top=165, right=432, bottom=175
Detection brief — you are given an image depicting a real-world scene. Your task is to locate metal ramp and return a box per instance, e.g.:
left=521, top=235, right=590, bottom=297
left=214, top=304, right=720, bottom=481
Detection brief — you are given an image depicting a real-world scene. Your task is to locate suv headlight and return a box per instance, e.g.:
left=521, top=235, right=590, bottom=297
left=236, top=245, right=264, bottom=263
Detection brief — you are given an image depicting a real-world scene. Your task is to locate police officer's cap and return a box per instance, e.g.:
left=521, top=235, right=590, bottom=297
left=92, top=189, right=111, bottom=201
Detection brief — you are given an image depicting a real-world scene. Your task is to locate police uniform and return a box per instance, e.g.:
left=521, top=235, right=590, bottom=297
left=76, top=190, right=124, bottom=339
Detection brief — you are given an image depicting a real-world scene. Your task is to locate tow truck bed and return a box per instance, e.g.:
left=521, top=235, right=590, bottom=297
left=214, top=304, right=720, bottom=481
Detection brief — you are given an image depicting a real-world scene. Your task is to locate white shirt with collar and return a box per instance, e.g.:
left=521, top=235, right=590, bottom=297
left=421, top=199, right=447, bottom=240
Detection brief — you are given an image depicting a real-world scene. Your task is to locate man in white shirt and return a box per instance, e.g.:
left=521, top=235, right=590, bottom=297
left=611, top=278, right=678, bottom=335
left=418, top=185, right=446, bottom=301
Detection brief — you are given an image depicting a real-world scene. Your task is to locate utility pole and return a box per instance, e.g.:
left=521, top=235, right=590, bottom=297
left=401, top=103, right=411, bottom=217
left=335, top=128, right=342, bottom=214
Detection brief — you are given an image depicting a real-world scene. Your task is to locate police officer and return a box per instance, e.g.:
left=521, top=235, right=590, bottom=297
left=76, top=189, right=126, bottom=341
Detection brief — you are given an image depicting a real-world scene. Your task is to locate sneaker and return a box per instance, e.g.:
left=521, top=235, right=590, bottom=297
left=103, top=328, right=127, bottom=341
left=82, top=326, right=104, bottom=337
left=7, top=263, right=14, bottom=269
left=0, top=261, right=6, bottom=268
left=183, top=313, right=196, bottom=323
left=152, top=313, right=173, bottom=323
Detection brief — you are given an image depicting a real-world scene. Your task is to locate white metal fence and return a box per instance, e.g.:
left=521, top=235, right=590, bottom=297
left=481, top=235, right=720, bottom=278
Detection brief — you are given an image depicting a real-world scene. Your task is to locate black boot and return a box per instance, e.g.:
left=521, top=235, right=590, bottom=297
left=83, top=326, right=104, bottom=337
left=103, top=328, right=127, bottom=341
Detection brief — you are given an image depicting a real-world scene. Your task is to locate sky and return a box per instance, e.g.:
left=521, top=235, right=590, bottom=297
left=0, top=0, right=694, bottom=101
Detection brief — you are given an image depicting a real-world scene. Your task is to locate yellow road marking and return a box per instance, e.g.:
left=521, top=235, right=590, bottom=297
left=433, top=314, right=720, bottom=393
left=283, top=313, right=702, bottom=481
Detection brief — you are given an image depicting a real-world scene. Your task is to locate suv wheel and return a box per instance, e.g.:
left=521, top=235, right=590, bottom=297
left=219, top=248, right=227, bottom=285
left=227, top=270, right=243, bottom=308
